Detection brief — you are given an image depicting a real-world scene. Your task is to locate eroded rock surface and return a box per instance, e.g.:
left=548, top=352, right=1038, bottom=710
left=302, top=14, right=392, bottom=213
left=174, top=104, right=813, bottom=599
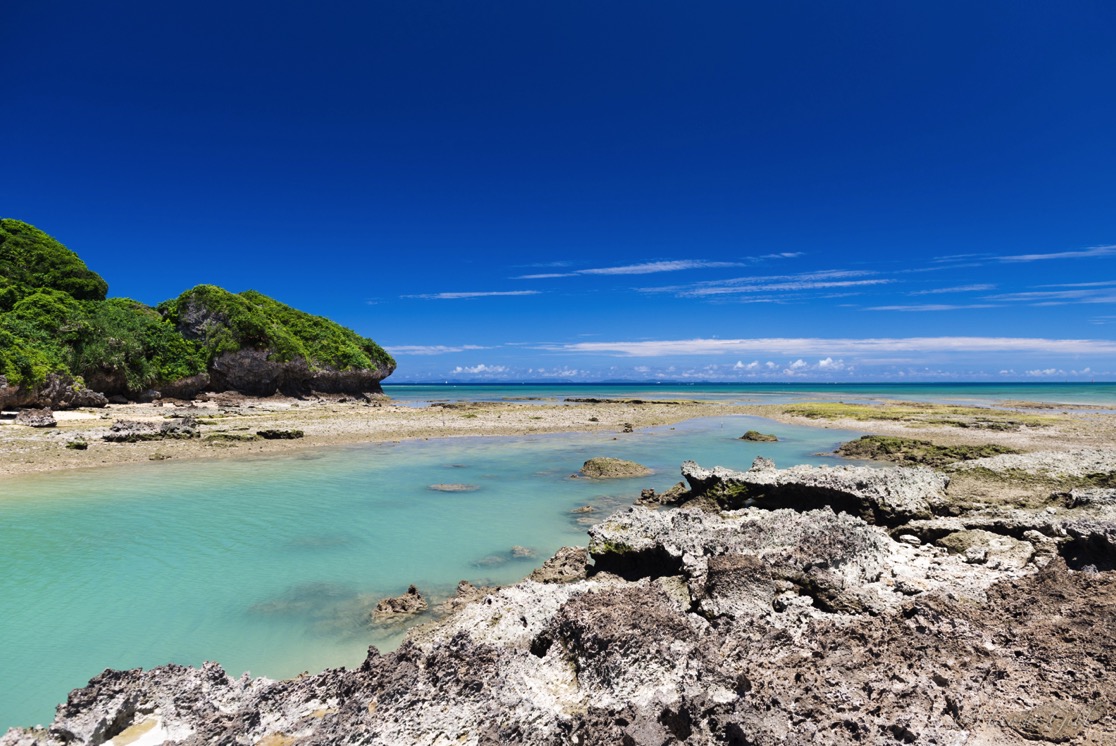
left=102, top=417, right=200, bottom=443
left=371, top=585, right=428, bottom=620
left=0, top=373, right=107, bottom=411
left=14, top=408, right=56, bottom=428
left=578, top=457, right=653, bottom=479
left=680, top=457, right=945, bottom=525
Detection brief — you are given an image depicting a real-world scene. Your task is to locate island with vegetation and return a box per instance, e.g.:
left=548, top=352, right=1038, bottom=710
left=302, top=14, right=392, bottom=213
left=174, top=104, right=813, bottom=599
left=0, top=219, right=394, bottom=410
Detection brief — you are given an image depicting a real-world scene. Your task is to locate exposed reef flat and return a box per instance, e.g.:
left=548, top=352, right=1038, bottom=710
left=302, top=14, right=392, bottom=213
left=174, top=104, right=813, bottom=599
left=2, top=395, right=1114, bottom=479
left=5, top=456, right=1116, bottom=745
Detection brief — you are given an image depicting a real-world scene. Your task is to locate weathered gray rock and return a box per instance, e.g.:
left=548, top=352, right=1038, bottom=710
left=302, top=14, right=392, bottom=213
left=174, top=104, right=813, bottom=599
left=206, top=349, right=388, bottom=399
left=949, top=448, right=1116, bottom=479
left=371, top=584, right=427, bottom=620
left=0, top=373, right=107, bottom=411
left=680, top=457, right=945, bottom=525
left=578, top=457, right=652, bottom=479
left=102, top=417, right=200, bottom=442
left=528, top=546, right=589, bottom=584
left=937, top=529, right=1035, bottom=570
left=14, top=408, right=55, bottom=428
left=740, top=430, right=778, bottom=442
left=1063, top=487, right=1116, bottom=509
left=636, top=481, right=690, bottom=507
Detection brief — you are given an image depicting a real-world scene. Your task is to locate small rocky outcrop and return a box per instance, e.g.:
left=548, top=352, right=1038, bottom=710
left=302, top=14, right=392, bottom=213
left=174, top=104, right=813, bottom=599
left=836, top=434, right=1017, bottom=467
left=371, top=585, right=427, bottom=620
left=739, top=430, right=778, bottom=442
left=680, top=457, right=945, bottom=525
left=102, top=417, right=200, bottom=443
left=14, top=408, right=56, bottom=428
left=636, top=481, right=689, bottom=507
left=578, top=457, right=652, bottom=479
left=434, top=580, right=497, bottom=615
left=255, top=429, right=304, bottom=440
left=528, top=546, right=589, bottom=584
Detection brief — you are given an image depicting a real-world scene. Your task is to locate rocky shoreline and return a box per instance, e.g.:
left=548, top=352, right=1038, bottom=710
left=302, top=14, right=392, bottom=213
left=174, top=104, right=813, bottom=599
left=3, top=394, right=1114, bottom=479
left=4, top=445, right=1116, bottom=745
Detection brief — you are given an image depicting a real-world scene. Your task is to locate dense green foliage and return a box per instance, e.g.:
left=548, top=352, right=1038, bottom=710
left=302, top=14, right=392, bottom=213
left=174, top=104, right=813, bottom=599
left=0, top=219, right=393, bottom=395
left=73, top=299, right=206, bottom=392
left=0, top=220, right=108, bottom=303
left=159, top=285, right=395, bottom=371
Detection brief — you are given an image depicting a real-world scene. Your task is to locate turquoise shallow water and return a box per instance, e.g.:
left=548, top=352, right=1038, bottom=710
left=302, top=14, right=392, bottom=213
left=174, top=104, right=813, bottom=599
left=0, top=414, right=861, bottom=731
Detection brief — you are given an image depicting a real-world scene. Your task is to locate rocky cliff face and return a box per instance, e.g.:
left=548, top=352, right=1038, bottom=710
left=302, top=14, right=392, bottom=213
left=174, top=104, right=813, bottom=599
left=5, top=462, right=1115, bottom=745
left=166, top=287, right=395, bottom=399
left=0, top=374, right=107, bottom=410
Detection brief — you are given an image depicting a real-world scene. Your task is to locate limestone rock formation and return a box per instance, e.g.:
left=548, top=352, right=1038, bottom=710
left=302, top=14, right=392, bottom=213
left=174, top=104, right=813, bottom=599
left=578, top=457, right=653, bottom=479
left=102, top=417, right=200, bottom=443
left=528, top=546, right=589, bottom=584
left=371, top=585, right=428, bottom=620
left=0, top=374, right=107, bottom=411
left=680, top=457, right=944, bottom=525
left=14, top=408, right=55, bottom=428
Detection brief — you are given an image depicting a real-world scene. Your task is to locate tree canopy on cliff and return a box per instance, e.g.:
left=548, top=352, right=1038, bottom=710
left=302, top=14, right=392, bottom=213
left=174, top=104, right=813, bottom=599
left=0, top=219, right=108, bottom=304
left=0, top=219, right=394, bottom=396
left=159, top=286, right=394, bottom=372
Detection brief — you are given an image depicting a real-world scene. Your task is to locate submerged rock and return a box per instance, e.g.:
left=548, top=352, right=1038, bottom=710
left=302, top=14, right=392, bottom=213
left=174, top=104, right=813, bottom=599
left=371, top=584, right=427, bottom=620
left=428, top=483, right=480, bottom=492
left=578, top=457, right=652, bottom=479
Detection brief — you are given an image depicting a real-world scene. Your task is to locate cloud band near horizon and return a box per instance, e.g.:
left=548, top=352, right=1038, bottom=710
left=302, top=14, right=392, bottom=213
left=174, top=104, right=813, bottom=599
left=540, top=336, right=1116, bottom=357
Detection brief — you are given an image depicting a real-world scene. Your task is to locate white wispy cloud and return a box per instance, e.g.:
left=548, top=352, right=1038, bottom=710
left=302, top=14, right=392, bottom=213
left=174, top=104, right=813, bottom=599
left=541, top=337, right=1116, bottom=356
left=910, top=284, right=996, bottom=295
left=451, top=364, right=508, bottom=374
left=386, top=344, right=491, bottom=355
left=1000, top=244, right=1116, bottom=263
left=514, top=254, right=803, bottom=280
left=404, top=290, right=541, bottom=300
left=988, top=288, right=1116, bottom=305
left=580, top=260, right=746, bottom=275
left=867, top=304, right=997, bottom=312
left=515, top=259, right=747, bottom=280
left=641, top=269, right=886, bottom=298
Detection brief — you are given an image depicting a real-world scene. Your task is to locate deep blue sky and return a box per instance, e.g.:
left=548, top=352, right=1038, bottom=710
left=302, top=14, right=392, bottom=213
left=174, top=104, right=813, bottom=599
left=4, top=1, right=1115, bottom=381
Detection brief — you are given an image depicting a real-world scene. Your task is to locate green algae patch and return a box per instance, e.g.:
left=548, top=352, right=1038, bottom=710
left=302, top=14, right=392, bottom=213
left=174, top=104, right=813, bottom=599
left=836, top=435, right=1019, bottom=468
left=782, top=401, right=1056, bottom=430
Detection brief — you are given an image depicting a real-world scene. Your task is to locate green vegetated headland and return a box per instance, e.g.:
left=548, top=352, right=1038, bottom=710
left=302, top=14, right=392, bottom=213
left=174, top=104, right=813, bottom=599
left=0, top=219, right=394, bottom=400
